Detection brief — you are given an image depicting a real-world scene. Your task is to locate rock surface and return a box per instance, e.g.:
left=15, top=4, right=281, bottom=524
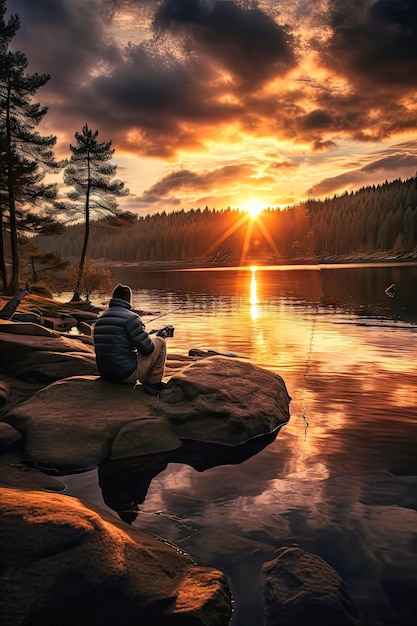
left=0, top=487, right=233, bottom=626
left=2, top=354, right=290, bottom=471
left=262, top=546, right=363, bottom=626
left=0, top=423, right=22, bottom=452
left=0, top=321, right=290, bottom=471
left=0, top=380, right=9, bottom=406
left=0, top=320, right=97, bottom=383
left=0, top=317, right=291, bottom=626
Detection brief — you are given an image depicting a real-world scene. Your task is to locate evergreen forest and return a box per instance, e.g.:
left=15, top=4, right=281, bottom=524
left=36, top=176, right=417, bottom=265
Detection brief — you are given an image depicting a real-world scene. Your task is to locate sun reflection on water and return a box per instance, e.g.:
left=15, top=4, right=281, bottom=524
left=249, top=266, right=259, bottom=320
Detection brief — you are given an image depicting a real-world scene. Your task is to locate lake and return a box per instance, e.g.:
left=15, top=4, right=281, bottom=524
left=63, top=263, right=417, bottom=625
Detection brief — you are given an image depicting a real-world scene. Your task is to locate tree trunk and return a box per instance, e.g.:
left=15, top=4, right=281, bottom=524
left=0, top=210, right=8, bottom=292
left=4, top=196, right=20, bottom=295
left=4, top=86, right=20, bottom=296
left=30, top=256, right=37, bottom=283
left=71, top=186, right=90, bottom=302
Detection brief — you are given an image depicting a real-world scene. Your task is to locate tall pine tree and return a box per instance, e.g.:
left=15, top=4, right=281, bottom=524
left=0, top=0, right=19, bottom=291
left=0, top=0, right=63, bottom=293
left=58, top=124, right=128, bottom=301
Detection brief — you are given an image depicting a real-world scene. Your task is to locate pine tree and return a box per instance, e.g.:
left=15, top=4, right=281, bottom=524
left=0, top=0, right=62, bottom=293
left=0, top=1, right=19, bottom=291
left=57, top=124, right=128, bottom=301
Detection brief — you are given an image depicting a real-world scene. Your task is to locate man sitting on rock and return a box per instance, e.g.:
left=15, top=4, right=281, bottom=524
left=93, top=284, right=168, bottom=395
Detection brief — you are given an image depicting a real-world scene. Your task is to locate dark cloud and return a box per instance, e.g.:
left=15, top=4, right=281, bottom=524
left=4, top=0, right=417, bottom=210
left=361, top=152, right=417, bottom=174
left=307, top=147, right=417, bottom=197
left=266, top=159, right=298, bottom=172
left=7, top=0, right=417, bottom=159
left=8, top=0, right=120, bottom=86
left=143, top=163, right=256, bottom=199
left=85, top=41, right=246, bottom=156
left=8, top=0, right=297, bottom=157
left=307, top=170, right=367, bottom=197
left=325, top=0, right=417, bottom=88
left=298, top=109, right=334, bottom=132
left=153, top=0, right=296, bottom=90
left=297, top=86, right=417, bottom=145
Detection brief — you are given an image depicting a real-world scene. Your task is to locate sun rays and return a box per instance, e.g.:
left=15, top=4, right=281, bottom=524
left=241, top=200, right=264, bottom=220
left=203, top=208, right=281, bottom=265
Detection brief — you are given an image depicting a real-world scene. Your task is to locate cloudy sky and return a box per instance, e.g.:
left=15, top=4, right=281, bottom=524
left=6, top=0, right=417, bottom=215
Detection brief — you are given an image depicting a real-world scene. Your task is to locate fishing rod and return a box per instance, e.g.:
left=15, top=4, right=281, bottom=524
left=146, top=306, right=182, bottom=323
left=143, top=306, right=183, bottom=337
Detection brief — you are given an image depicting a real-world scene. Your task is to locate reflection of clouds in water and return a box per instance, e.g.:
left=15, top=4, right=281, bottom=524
left=306, top=323, right=416, bottom=377
left=140, top=435, right=291, bottom=516
left=391, top=380, right=417, bottom=408
left=284, top=461, right=330, bottom=481
left=135, top=451, right=416, bottom=624
left=85, top=266, right=417, bottom=623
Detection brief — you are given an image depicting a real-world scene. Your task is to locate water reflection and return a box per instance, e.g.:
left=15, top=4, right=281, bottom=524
left=112, top=262, right=417, bottom=324
left=64, top=263, right=417, bottom=626
left=249, top=266, right=259, bottom=320
left=98, top=431, right=281, bottom=524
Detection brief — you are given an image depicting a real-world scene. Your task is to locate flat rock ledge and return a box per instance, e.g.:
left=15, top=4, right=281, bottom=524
left=0, top=322, right=291, bottom=472
left=0, top=487, right=233, bottom=626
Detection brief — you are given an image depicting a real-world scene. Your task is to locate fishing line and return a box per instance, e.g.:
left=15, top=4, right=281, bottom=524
left=298, top=265, right=350, bottom=436
left=299, top=302, right=317, bottom=441
left=297, top=267, right=350, bottom=435
left=122, top=507, right=198, bottom=542
left=323, top=267, right=355, bottom=301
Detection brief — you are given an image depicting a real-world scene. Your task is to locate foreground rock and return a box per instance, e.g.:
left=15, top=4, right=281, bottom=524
left=263, top=547, right=363, bottom=626
left=0, top=380, right=9, bottom=406
left=0, top=487, right=233, bottom=626
left=2, top=355, right=290, bottom=471
left=0, top=320, right=97, bottom=384
left=0, top=318, right=289, bottom=626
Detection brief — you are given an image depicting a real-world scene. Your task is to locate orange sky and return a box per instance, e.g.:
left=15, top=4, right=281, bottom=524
left=7, top=0, right=417, bottom=216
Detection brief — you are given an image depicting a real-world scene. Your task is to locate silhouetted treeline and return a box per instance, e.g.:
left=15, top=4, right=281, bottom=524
left=35, top=176, right=417, bottom=263
left=308, top=176, right=417, bottom=256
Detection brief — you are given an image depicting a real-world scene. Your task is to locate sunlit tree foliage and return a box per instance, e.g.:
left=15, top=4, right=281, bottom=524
left=56, top=124, right=128, bottom=301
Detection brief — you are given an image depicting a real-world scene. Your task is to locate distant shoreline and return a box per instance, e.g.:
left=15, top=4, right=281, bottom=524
left=99, top=251, right=417, bottom=272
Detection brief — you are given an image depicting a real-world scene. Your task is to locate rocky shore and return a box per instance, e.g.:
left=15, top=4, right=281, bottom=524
left=0, top=297, right=364, bottom=625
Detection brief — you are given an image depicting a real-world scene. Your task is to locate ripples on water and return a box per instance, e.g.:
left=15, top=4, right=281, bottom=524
left=63, top=264, right=417, bottom=625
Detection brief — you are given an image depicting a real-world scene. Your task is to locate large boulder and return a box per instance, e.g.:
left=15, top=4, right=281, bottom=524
left=0, top=423, right=22, bottom=452
left=161, top=356, right=290, bottom=443
left=0, top=321, right=97, bottom=383
left=0, top=487, right=233, bottom=626
left=0, top=319, right=63, bottom=336
left=13, top=350, right=97, bottom=383
left=262, top=547, right=363, bottom=626
left=2, top=355, right=290, bottom=471
left=0, top=380, right=9, bottom=406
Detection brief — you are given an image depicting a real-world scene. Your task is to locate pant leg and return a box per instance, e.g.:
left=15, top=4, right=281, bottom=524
left=123, top=336, right=167, bottom=384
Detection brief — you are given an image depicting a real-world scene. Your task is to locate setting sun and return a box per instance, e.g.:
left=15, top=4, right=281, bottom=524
left=241, top=201, right=264, bottom=220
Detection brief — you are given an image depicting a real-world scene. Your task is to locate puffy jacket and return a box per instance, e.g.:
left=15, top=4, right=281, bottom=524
left=93, top=297, right=154, bottom=382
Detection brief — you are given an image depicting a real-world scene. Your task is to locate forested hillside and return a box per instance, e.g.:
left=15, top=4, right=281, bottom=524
left=36, top=176, right=417, bottom=264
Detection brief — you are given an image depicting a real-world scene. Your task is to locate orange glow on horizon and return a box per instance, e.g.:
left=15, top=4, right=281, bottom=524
left=203, top=208, right=281, bottom=265
left=240, top=201, right=264, bottom=220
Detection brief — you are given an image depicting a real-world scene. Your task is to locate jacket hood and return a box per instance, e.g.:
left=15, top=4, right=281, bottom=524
left=109, top=297, right=132, bottom=310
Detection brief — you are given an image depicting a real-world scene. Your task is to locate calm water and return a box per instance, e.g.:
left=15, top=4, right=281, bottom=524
left=64, top=263, right=417, bottom=625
